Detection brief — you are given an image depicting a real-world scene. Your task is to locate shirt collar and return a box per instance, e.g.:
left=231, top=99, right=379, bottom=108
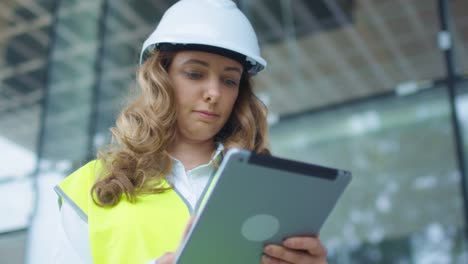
left=169, top=143, right=225, bottom=170
left=211, top=143, right=224, bottom=163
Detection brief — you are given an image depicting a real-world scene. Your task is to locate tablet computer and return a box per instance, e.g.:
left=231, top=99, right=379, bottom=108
left=175, top=148, right=352, bottom=264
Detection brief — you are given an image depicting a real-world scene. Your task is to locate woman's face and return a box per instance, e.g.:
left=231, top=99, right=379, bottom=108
left=168, top=50, right=242, bottom=143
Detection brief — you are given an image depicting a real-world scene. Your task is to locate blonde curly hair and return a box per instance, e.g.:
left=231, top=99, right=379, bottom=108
left=91, top=50, right=270, bottom=207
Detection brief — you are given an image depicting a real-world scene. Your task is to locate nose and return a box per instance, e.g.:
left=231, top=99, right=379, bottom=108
left=203, top=77, right=221, bottom=103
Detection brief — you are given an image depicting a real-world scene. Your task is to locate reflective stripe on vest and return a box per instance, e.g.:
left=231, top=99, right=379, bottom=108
left=54, top=160, right=191, bottom=264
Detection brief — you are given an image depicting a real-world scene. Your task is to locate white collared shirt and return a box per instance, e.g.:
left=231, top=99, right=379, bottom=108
left=53, top=145, right=224, bottom=264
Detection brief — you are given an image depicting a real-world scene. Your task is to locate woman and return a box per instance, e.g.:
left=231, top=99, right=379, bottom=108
left=54, top=0, right=327, bottom=263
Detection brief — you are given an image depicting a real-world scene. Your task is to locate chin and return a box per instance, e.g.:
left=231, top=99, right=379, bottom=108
left=188, top=130, right=219, bottom=142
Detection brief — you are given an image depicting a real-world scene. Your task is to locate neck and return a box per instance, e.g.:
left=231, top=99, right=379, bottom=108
left=168, top=139, right=216, bottom=171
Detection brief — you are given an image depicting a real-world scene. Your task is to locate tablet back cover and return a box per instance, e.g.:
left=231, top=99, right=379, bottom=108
left=176, top=148, right=351, bottom=263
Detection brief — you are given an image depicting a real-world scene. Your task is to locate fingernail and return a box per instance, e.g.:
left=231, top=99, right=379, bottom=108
left=283, top=239, right=293, bottom=247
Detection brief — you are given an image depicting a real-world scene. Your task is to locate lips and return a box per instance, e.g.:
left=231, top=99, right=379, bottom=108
left=194, top=110, right=219, bottom=119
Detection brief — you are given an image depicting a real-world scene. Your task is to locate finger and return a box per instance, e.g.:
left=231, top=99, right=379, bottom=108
left=264, top=244, right=309, bottom=264
left=261, top=253, right=292, bottom=264
left=283, top=237, right=327, bottom=257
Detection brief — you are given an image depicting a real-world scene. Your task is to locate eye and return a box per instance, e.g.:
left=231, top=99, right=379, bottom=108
left=185, top=71, right=202, bottom=79
left=224, top=78, right=239, bottom=87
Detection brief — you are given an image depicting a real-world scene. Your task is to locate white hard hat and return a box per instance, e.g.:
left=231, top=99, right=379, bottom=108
left=140, top=0, right=266, bottom=75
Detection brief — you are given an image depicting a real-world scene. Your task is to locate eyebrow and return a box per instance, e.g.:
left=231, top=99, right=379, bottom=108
left=182, top=59, right=242, bottom=74
left=224, top=66, right=242, bottom=75
left=182, top=59, right=209, bottom=67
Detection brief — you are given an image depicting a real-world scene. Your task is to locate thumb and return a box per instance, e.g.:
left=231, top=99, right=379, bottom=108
left=156, top=252, right=176, bottom=264
left=182, top=216, right=195, bottom=240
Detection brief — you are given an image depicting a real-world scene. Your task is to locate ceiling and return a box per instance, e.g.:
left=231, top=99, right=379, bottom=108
left=0, top=0, right=467, bottom=159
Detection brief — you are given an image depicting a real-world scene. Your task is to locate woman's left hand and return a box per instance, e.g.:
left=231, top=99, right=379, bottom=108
left=261, top=236, right=327, bottom=264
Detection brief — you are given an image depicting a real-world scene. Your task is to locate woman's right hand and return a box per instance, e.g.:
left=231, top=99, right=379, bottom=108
left=154, top=217, right=195, bottom=264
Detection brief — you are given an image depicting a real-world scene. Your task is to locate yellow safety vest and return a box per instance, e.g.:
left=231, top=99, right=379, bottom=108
left=54, top=160, right=191, bottom=264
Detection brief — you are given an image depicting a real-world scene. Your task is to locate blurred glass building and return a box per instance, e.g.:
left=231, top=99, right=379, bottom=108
left=1, top=0, right=468, bottom=263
